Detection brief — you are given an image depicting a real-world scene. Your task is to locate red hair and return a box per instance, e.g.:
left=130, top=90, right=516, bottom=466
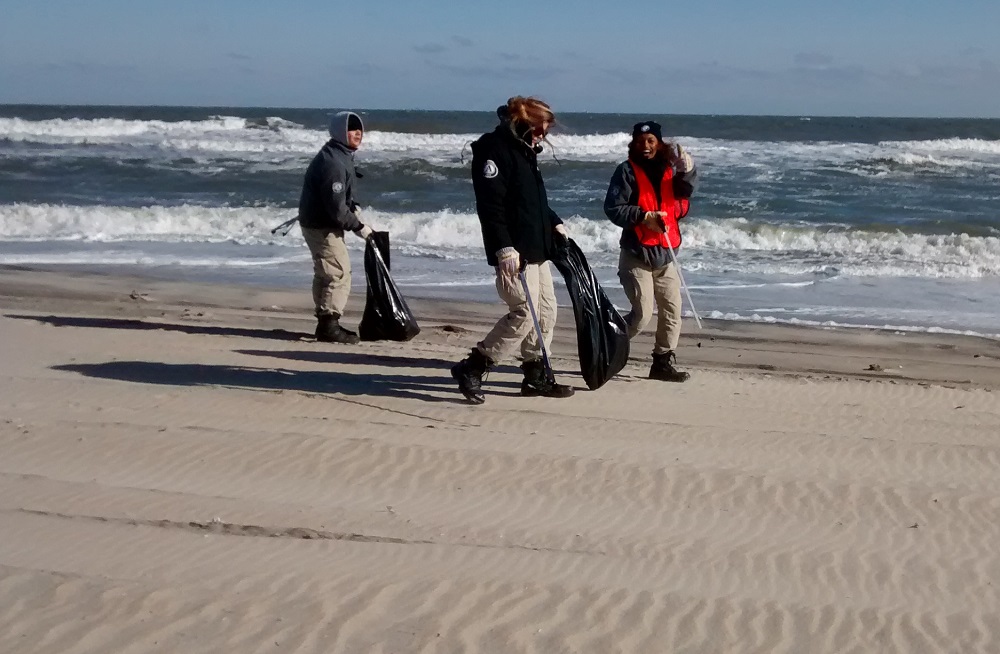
left=503, top=96, right=555, bottom=143
left=505, top=96, right=554, bottom=128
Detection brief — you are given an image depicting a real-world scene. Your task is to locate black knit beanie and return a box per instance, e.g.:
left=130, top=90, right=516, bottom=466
left=632, top=120, right=663, bottom=141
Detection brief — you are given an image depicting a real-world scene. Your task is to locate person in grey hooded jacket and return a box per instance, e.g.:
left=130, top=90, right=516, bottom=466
left=298, top=111, right=374, bottom=344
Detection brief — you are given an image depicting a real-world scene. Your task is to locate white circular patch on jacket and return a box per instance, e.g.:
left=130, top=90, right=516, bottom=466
left=483, top=160, right=498, bottom=179
left=332, top=182, right=344, bottom=193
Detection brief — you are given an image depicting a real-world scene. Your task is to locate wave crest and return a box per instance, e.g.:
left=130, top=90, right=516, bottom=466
left=2, top=203, right=1000, bottom=279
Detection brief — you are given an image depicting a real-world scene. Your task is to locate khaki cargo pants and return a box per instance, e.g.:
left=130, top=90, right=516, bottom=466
left=618, top=249, right=683, bottom=354
left=301, top=226, right=351, bottom=317
left=477, top=261, right=556, bottom=364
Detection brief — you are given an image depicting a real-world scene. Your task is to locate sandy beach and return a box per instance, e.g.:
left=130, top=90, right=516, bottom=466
left=2, top=264, right=1000, bottom=653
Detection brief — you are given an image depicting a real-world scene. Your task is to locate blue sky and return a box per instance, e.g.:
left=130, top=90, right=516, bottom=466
left=2, top=0, right=999, bottom=117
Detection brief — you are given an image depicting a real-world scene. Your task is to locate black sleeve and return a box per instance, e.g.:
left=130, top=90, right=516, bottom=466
left=472, top=141, right=514, bottom=254
left=603, top=162, right=646, bottom=229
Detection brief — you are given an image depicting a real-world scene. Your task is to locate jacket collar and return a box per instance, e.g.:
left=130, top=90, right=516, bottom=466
left=327, top=138, right=355, bottom=156
left=495, top=124, right=537, bottom=159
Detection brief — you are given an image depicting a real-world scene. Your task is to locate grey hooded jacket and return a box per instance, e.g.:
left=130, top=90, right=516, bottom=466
left=297, top=111, right=365, bottom=233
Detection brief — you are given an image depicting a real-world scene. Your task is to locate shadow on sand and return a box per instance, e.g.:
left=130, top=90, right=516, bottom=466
left=10, top=314, right=310, bottom=342
left=53, top=360, right=523, bottom=404
left=23, top=314, right=564, bottom=402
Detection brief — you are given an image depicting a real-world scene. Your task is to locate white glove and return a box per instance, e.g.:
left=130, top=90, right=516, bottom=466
left=356, top=224, right=373, bottom=240
left=675, top=145, right=694, bottom=174
left=496, top=248, right=520, bottom=278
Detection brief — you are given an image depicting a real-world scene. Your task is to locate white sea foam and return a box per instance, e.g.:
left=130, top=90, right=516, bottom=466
left=0, top=203, right=294, bottom=245
left=0, top=252, right=306, bottom=267
left=4, top=117, right=999, bottom=173
left=3, top=203, right=1000, bottom=279
left=703, top=310, right=1000, bottom=340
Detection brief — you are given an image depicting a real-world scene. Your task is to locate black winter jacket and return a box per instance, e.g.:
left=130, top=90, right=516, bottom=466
left=470, top=126, right=563, bottom=266
left=297, top=139, right=364, bottom=233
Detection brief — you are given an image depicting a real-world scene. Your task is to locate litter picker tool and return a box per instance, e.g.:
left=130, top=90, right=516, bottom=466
left=664, top=225, right=703, bottom=329
left=270, top=216, right=299, bottom=236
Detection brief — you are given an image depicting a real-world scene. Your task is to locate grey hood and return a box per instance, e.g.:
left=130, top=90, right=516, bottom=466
left=328, top=111, right=364, bottom=149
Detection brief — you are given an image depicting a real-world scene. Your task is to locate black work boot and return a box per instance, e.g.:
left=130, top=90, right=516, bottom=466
left=520, top=359, right=574, bottom=398
left=649, top=351, right=690, bottom=382
left=315, top=314, right=360, bottom=344
left=451, top=348, right=492, bottom=404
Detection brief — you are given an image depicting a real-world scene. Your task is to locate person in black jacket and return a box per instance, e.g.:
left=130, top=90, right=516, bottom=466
left=451, top=96, right=575, bottom=404
left=298, top=111, right=374, bottom=344
left=604, top=120, right=698, bottom=381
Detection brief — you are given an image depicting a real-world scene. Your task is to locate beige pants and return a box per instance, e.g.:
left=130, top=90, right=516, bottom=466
left=618, top=249, right=683, bottom=354
left=301, top=226, right=351, bottom=317
left=477, top=261, right=557, bottom=364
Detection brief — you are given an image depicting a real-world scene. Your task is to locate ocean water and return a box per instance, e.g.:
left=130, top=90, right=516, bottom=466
left=2, top=105, right=999, bottom=337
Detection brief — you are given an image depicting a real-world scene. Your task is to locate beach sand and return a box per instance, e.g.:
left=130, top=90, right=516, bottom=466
left=2, top=265, right=1000, bottom=653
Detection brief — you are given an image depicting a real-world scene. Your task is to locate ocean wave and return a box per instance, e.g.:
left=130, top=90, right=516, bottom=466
left=882, top=137, right=1000, bottom=156
left=3, top=203, right=1000, bottom=279
left=703, top=310, right=1000, bottom=340
left=0, top=252, right=305, bottom=267
left=4, top=117, right=999, bottom=173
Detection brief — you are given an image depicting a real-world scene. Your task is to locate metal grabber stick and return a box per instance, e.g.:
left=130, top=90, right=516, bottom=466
left=270, top=216, right=299, bottom=236
left=664, top=227, right=703, bottom=330
left=518, top=266, right=556, bottom=382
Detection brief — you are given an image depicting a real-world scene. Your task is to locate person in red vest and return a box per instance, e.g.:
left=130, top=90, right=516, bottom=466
left=603, top=120, right=698, bottom=382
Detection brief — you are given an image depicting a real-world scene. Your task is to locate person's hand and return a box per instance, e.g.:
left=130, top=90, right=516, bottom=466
left=496, top=248, right=520, bottom=278
left=642, top=211, right=666, bottom=234
left=675, top=145, right=694, bottom=174
left=554, top=223, right=568, bottom=242
left=356, top=224, right=373, bottom=240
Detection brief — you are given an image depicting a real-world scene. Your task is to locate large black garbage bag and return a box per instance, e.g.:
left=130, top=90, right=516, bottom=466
left=551, top=238, right=630, bottom=390
left=359, top=231, right=420, bottom=342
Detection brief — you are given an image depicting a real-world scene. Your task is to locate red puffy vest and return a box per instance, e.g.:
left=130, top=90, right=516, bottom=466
left=629, top=160, right=689, bottom=249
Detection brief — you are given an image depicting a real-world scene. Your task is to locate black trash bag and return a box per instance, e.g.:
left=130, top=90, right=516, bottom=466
left=359, top=231, right=420, bottom=342
left=550, top=238, right=630, bottom=390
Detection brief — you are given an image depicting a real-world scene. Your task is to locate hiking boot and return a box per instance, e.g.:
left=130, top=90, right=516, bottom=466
left=650, top=351, right=690, bottom=382
left=451, top=348, right=492, bottom=404
left=520, top=359, right=574, bottom=398
left=316, top=314, right=360, bottom=344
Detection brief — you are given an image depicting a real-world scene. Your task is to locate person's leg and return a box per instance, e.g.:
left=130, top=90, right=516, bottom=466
left=453, top=262, right=572, bottom=403
left=519, top=261, right=557, bottom=360
left=324, top=232, right=352, bottom=318
left=519, top=262, right=572, bottom=398
left=653, top=262, right=683, bottom=354
left=617, top=249, right=654, bottom=339
left=452, top=263, right=533, bottom=404
left=649, top=262, right=690, bottom=382
left=301, top=226, right=332, bottom=315
left=301, top=226, right=357, bottom=344
left=477, top=264, right=535, bottom=363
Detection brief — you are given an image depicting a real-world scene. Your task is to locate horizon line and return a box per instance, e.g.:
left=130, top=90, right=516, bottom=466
left=0, top=102, right=997, bottom=121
